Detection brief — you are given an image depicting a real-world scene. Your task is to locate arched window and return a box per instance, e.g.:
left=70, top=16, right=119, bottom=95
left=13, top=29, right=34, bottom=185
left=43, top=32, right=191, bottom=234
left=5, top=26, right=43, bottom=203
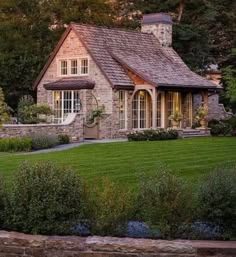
left=132, top=90, right=152, bottom=129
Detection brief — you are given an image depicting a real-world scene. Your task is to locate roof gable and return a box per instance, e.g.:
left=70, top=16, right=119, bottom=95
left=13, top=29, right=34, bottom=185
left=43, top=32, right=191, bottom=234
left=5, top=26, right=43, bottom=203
left=34, top=23, right=219, bottom=90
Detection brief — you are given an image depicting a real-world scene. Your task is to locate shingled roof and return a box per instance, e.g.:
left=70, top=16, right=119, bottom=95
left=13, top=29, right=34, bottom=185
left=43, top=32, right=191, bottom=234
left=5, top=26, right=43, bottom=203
left=34, top=23, right=219, bottom=90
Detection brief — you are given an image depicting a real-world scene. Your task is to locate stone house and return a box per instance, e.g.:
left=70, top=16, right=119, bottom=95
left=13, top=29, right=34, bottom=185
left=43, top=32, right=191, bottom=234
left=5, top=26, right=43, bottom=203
left=34, top=13, right=223, bottom=139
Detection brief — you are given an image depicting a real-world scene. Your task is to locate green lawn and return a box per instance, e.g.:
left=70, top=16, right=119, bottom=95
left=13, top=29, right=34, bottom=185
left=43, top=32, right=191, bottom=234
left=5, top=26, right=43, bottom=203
left=0, top=137, right=236, bottom=187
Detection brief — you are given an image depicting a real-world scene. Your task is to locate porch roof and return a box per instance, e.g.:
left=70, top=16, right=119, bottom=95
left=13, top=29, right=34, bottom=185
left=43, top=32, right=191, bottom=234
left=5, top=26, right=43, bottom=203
left=44, top=77, right=95, bottom=90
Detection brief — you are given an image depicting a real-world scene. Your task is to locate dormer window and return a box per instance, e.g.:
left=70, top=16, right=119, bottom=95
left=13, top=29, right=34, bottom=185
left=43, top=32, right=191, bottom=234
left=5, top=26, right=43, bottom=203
left=81, top=58, right=89, bottom=75
left=58, top=57, right=89, bottom=77
left=61, top=60, right=68, bottom=75
left=71, top=59, right=78, bottom=75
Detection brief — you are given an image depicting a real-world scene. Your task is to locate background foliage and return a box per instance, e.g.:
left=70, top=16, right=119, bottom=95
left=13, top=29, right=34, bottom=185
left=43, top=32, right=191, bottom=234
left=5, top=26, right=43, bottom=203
left=0, top=0, right=235, bottom=111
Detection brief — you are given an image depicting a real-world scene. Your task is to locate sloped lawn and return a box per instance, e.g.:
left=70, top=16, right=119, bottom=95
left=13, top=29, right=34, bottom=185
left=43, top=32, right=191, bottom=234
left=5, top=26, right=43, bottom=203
left=0, top=137, right=236, bottom=187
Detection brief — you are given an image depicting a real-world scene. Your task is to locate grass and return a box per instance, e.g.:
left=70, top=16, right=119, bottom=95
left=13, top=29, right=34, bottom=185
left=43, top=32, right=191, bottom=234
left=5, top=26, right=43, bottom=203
left=0, top=137, right=236, bottom=188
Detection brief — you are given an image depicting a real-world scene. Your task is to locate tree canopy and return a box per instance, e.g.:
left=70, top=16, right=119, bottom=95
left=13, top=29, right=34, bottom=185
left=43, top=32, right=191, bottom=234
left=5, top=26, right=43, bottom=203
left=0, top=0, right=235, bottom=111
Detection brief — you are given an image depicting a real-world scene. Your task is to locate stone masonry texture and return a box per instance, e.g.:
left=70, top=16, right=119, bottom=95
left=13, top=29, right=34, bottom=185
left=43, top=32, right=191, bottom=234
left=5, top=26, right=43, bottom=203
left=0, top=231, right=235, bottom=257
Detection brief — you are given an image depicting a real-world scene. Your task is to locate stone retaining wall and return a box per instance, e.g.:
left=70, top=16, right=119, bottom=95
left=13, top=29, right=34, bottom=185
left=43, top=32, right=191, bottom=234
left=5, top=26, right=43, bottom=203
left=0, top=114, right=84, bottom=141
left=0, top=231, right=235, bottom=257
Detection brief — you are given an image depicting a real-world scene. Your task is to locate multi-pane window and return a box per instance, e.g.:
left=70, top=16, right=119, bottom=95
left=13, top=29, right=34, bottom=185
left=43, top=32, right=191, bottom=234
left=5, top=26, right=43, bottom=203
left=167, top=92, right=181, bottom=127
left=119, top=90, right=127, bottom=129
left=59, top=58, right=89, bottom=76
left=71, top=59, right=78, bottom=75
left=53, top=90, right=81, bottom=123
left=132, top=90, right=152, bottom=129
left=60, top=60, right=68, bottom=75
left=81, top=58, right=89, bottom=75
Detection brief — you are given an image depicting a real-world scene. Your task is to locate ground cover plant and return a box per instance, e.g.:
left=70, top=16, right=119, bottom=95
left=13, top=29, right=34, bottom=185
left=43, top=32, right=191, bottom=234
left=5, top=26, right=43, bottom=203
left=0, top=137, right=236, bottom=186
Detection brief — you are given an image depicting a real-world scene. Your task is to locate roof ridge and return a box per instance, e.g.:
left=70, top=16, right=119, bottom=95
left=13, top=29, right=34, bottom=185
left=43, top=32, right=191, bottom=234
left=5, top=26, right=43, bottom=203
left=70, top=22, right=156, bottom=36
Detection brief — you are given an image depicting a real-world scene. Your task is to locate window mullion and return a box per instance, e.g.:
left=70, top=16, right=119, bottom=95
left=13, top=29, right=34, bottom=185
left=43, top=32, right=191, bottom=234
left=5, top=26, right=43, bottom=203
left=72, top=91, right=74, bottom=113
left=62, top=91, right=64, bottom=122
left=138, top=95, right=140, bottom=129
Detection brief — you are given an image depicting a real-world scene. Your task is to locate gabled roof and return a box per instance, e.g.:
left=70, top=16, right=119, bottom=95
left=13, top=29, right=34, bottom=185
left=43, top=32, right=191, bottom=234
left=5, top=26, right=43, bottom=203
left=34, top=23, right=219, bottom=90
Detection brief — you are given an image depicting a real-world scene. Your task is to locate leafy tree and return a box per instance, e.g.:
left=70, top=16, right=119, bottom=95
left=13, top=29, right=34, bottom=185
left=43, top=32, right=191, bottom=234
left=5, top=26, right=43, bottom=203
left=0, top=0, right=115, bottom=109
left=221, top=49, right=236, bottom=112
left=0, top=87, right=10, bottom=126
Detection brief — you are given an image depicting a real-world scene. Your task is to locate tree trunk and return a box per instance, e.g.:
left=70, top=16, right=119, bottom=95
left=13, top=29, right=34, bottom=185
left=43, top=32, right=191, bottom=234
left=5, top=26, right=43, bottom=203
left=177, top=0, right=186, bottom=23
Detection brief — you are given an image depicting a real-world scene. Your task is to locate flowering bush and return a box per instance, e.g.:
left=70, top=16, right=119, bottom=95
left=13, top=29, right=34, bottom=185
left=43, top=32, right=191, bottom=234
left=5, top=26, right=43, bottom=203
left=168, top=111, right=183, bottom=122
left=195, top=105, right=208, bottom=121
left=127, top=129, right=178, bottom=141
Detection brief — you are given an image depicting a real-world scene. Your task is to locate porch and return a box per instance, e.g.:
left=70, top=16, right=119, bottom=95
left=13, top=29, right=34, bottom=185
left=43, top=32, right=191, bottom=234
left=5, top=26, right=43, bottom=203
left=130, top=87, right=209, bottom=130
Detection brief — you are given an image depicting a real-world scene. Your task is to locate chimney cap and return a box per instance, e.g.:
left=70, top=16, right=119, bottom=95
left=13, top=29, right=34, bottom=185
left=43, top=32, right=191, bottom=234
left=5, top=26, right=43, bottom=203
left=142, top=13, right=173, bottom=25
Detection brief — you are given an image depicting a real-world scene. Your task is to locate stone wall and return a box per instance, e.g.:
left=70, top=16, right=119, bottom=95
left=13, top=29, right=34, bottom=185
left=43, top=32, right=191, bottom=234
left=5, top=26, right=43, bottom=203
left=0, top=230, right=235, bottom=257
left=193, top=94, right=233, bottom=120
left=0, top=114, right=84, bottom=141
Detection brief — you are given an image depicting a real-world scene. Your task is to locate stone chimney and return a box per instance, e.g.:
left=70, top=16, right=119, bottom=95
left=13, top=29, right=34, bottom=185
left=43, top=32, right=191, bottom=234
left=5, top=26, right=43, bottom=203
left=141, top=13, right=173, bottom=47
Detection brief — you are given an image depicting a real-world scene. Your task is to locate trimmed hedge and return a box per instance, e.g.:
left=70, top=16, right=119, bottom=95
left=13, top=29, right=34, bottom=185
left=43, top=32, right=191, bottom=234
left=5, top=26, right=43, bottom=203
left=0, top=137, right=32, bottom=152
left=127, top=129, right=178, bottom=141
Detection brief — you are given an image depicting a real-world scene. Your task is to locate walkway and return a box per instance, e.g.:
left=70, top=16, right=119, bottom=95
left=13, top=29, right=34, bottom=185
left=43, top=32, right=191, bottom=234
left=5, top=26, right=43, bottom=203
left=26, top=138, right=128, bottom=155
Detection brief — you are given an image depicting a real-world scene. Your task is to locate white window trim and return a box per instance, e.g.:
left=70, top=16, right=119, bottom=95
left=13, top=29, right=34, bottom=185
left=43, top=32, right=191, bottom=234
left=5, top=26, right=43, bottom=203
left=57, top=56, right=90, bottom=77
left=119, top=91, right=128, bottom=131
left=132, top=91, right=151, bottom=130
left=52, top=90, right=81, bottom=123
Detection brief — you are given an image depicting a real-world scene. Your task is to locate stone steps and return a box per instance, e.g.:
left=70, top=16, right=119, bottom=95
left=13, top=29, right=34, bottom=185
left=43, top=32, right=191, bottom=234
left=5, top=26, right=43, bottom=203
left=181, top=129, right=211, bottom=138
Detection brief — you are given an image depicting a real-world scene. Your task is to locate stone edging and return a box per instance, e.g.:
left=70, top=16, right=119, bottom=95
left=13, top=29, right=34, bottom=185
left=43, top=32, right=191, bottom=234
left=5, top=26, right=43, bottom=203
left=0, top=230, right=235, bottom=257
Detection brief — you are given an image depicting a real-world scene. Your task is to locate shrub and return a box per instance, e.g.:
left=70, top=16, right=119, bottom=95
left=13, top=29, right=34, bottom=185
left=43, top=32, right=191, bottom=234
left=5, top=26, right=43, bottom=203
left=58, top=134, right=70, bottom=144
left=197, top=166, right=236, bottom=237
left=17, top=95, right=53, bottom=124
left=0, top=87, right=10, bottom=126
left=127, top=129, right=178, bottom=141
left=31, top=133, right=59, bottom=150
left=84, top=178, right=135, bottom=236
left=4, top=161, right=82, bottom=235
left=0, top=137, right=32, bottom=152
left=208, top=119, right=231, bottom=136
left=17, top=95, right=35, bottom=124
left=137, top=164, right=194, bottom=239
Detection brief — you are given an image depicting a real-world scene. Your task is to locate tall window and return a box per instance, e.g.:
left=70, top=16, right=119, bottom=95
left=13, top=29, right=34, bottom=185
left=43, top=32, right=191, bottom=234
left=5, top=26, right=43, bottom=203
left=157, top=93, right=162, bottom=127
left=60, top=60, right=68, bottom=75
left=81, top=58, right=89, bottom=75
left=53, top=90, right=81, bottom=123
left=132, top=90, right=152, bottom=129
left=59, top=58, right=89, bottom=76
left=71, top=59, right=78, bottom=75
left=167, top=92, right=181, bottom=127
left=119, top=90, right=127, bottom=129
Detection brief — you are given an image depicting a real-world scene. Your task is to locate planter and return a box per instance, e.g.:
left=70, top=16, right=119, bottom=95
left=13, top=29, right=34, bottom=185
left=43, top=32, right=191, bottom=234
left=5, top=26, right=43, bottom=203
left=171, top=120, right=180, bottom=129
left=199, top=119, right=207, bottom=128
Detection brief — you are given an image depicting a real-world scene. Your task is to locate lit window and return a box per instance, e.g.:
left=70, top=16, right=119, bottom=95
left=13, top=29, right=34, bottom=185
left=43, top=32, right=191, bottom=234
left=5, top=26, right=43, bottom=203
left=132, top=90, right=152, bottom=129
left=119, top=91, right=127, bottom=129
left=53, top=90, right=81, bottom=123
left=81, top=58, right=89, bottom=75
left=71, top=59, right=78, bottom=75
left=60, top=60, right=68, bottom=75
